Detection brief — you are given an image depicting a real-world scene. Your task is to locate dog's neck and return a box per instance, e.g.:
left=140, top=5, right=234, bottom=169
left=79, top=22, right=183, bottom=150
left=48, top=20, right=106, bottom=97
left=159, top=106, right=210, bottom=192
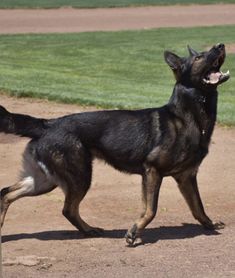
left=168, top=83, right=218, bottom=142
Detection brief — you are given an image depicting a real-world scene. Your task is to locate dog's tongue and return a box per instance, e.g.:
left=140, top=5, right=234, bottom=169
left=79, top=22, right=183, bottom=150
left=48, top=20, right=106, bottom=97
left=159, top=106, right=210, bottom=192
left=203, top=70, right=230, bottom=85
left=208, top=72, right=221, bottom=84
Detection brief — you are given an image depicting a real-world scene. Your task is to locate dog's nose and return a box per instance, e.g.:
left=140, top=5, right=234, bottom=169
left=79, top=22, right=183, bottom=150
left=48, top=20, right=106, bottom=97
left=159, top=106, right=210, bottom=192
left=216, top=43, right=225, bottom=50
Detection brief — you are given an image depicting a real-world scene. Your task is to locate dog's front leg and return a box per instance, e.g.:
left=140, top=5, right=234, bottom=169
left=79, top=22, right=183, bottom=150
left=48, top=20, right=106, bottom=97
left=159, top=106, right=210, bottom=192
left=174, top=171, right=225, bottom=230
left=125, top=166, right=162, bottom=246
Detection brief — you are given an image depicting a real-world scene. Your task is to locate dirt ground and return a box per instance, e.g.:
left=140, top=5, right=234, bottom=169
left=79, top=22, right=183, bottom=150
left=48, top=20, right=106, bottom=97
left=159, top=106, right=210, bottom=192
left=0, top=4, right=235, bottom=278
left=0, top=4, right=235, bottom=34
left=1, top=95, right=235, bottom=278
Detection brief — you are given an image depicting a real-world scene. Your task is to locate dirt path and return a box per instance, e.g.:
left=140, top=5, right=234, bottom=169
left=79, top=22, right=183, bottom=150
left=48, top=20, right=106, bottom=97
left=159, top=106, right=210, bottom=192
left=1, top=95, right=235, bottom=277
left=0, top=4, right=235, bottom=34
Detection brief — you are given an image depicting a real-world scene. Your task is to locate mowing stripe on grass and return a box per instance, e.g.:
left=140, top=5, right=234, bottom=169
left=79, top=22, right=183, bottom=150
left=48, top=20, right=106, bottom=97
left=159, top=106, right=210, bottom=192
left=0, top=26, right=234, bottom=125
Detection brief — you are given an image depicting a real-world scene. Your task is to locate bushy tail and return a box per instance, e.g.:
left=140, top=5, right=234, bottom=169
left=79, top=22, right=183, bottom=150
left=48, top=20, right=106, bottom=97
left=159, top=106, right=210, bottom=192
left=0, top=105, right=49, bottom=139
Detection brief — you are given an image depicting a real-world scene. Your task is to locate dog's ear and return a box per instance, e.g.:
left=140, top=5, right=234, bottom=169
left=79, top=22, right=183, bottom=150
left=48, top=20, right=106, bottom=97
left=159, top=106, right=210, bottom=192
left=164, top=51, right=182, bottom=81
left=187, top=45, right=198, bottom=56
left=164, top=51, right=182, bottom=70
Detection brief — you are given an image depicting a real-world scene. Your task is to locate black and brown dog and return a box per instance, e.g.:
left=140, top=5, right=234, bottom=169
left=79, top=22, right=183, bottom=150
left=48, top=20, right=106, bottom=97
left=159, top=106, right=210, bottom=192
left=0, top=43, right=230, bottom=245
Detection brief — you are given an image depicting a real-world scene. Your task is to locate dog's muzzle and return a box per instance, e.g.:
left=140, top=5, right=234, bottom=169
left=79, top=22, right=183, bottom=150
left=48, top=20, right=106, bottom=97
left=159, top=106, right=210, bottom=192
left=203, top=43, right=230, bottom=85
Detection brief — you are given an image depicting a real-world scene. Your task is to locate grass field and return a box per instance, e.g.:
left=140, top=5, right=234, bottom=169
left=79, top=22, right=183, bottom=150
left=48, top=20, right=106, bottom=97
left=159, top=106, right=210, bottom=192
left=0, top=26, right=234, bottom=125
left=0, top=0, right=235, bottom=9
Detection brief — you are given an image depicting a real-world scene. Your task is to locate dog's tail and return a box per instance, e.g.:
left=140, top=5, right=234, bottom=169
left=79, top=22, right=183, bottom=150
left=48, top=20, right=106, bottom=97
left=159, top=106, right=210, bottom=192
left=0, top=105, right=49, bottom=139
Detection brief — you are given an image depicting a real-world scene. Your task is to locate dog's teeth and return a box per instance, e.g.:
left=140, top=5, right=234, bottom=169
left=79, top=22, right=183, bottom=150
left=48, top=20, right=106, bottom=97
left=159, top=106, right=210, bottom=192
left=221, top=70, right=230, bottom=76
left=203, top=78, right=210, bottom=84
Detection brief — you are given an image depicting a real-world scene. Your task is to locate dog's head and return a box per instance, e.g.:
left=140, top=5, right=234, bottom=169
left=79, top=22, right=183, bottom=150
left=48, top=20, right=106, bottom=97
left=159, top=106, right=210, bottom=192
left=164, top=43, right=230, bottom=90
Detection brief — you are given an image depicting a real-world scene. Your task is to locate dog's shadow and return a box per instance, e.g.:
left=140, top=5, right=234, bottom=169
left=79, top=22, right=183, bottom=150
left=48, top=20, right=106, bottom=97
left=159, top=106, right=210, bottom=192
left=2, top=223, right=221, bottom=245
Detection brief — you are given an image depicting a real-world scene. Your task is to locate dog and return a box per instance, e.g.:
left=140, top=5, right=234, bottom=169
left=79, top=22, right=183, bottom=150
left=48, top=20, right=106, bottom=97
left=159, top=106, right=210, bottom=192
left=0, top=43, right=230, bottom=246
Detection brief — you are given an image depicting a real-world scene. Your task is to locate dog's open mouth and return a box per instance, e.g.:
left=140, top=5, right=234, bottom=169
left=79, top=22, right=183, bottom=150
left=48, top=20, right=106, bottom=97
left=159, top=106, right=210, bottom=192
left=203, top=69, right=230, bottom=85
left=202, top=54, right=230, bottom=85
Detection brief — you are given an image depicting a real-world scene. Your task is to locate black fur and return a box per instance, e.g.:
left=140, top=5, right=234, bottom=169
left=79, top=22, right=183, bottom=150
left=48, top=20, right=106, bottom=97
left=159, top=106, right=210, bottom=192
left=0, top=105, right=48, bottom=138
left=0, top=43, right=229, bottom=245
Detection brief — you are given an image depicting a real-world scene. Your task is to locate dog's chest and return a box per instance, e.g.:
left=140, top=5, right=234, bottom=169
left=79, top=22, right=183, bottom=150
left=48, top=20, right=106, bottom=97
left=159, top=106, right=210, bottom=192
left=146, top=126, right=210, bottom=175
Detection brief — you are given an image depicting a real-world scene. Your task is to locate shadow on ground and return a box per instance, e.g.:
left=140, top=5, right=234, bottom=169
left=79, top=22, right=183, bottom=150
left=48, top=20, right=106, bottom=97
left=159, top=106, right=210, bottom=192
left=2, top=223, right=221, bottom=245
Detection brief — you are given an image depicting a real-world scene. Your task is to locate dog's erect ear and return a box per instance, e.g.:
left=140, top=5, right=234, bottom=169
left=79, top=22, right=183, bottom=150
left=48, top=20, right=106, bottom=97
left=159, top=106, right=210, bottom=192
left=164, top=51, right=182, bottom=81
left=164, top=51, right=182, bottom=70
left=187, top=45, right=198, bottom=56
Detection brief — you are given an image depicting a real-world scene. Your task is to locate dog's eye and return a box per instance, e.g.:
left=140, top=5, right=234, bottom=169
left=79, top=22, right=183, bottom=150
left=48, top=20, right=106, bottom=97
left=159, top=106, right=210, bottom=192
left=195, top=56, right=202, bottom=61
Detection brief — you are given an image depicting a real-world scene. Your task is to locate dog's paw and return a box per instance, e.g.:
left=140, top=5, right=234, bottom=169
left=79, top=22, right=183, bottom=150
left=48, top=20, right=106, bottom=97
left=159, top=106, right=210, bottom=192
left=212, top=221, right=225, bottom=230
left=125, top=224, right=143, bottom=247
left=125, top=230, right=136, bottom=246
left=203, top=221, right=225, bottom=230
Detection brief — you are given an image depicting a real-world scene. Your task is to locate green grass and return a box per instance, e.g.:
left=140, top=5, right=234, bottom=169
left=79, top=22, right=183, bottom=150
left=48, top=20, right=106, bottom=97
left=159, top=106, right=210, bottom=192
left=0, top=26, right=234, bottom=125
left=0, top=0, right=235, bottom=9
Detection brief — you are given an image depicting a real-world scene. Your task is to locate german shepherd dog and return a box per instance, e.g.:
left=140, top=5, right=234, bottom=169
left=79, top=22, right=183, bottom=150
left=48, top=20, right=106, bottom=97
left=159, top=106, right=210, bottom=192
left=0, top=43, right=230, bottom=246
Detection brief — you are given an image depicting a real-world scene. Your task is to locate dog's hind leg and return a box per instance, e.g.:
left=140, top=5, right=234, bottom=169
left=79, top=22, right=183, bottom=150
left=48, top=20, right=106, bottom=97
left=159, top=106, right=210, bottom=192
left=1, top=147, right=57, bottom=227
left=1, top=176, right=56, bottom=227
left=174, top=171, right=225, bottom=230
left=125, top=166, right=162, bottom=246
left=62, top=187, right=104, bottom=237
left=58, top=148, right=103, bottom=237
